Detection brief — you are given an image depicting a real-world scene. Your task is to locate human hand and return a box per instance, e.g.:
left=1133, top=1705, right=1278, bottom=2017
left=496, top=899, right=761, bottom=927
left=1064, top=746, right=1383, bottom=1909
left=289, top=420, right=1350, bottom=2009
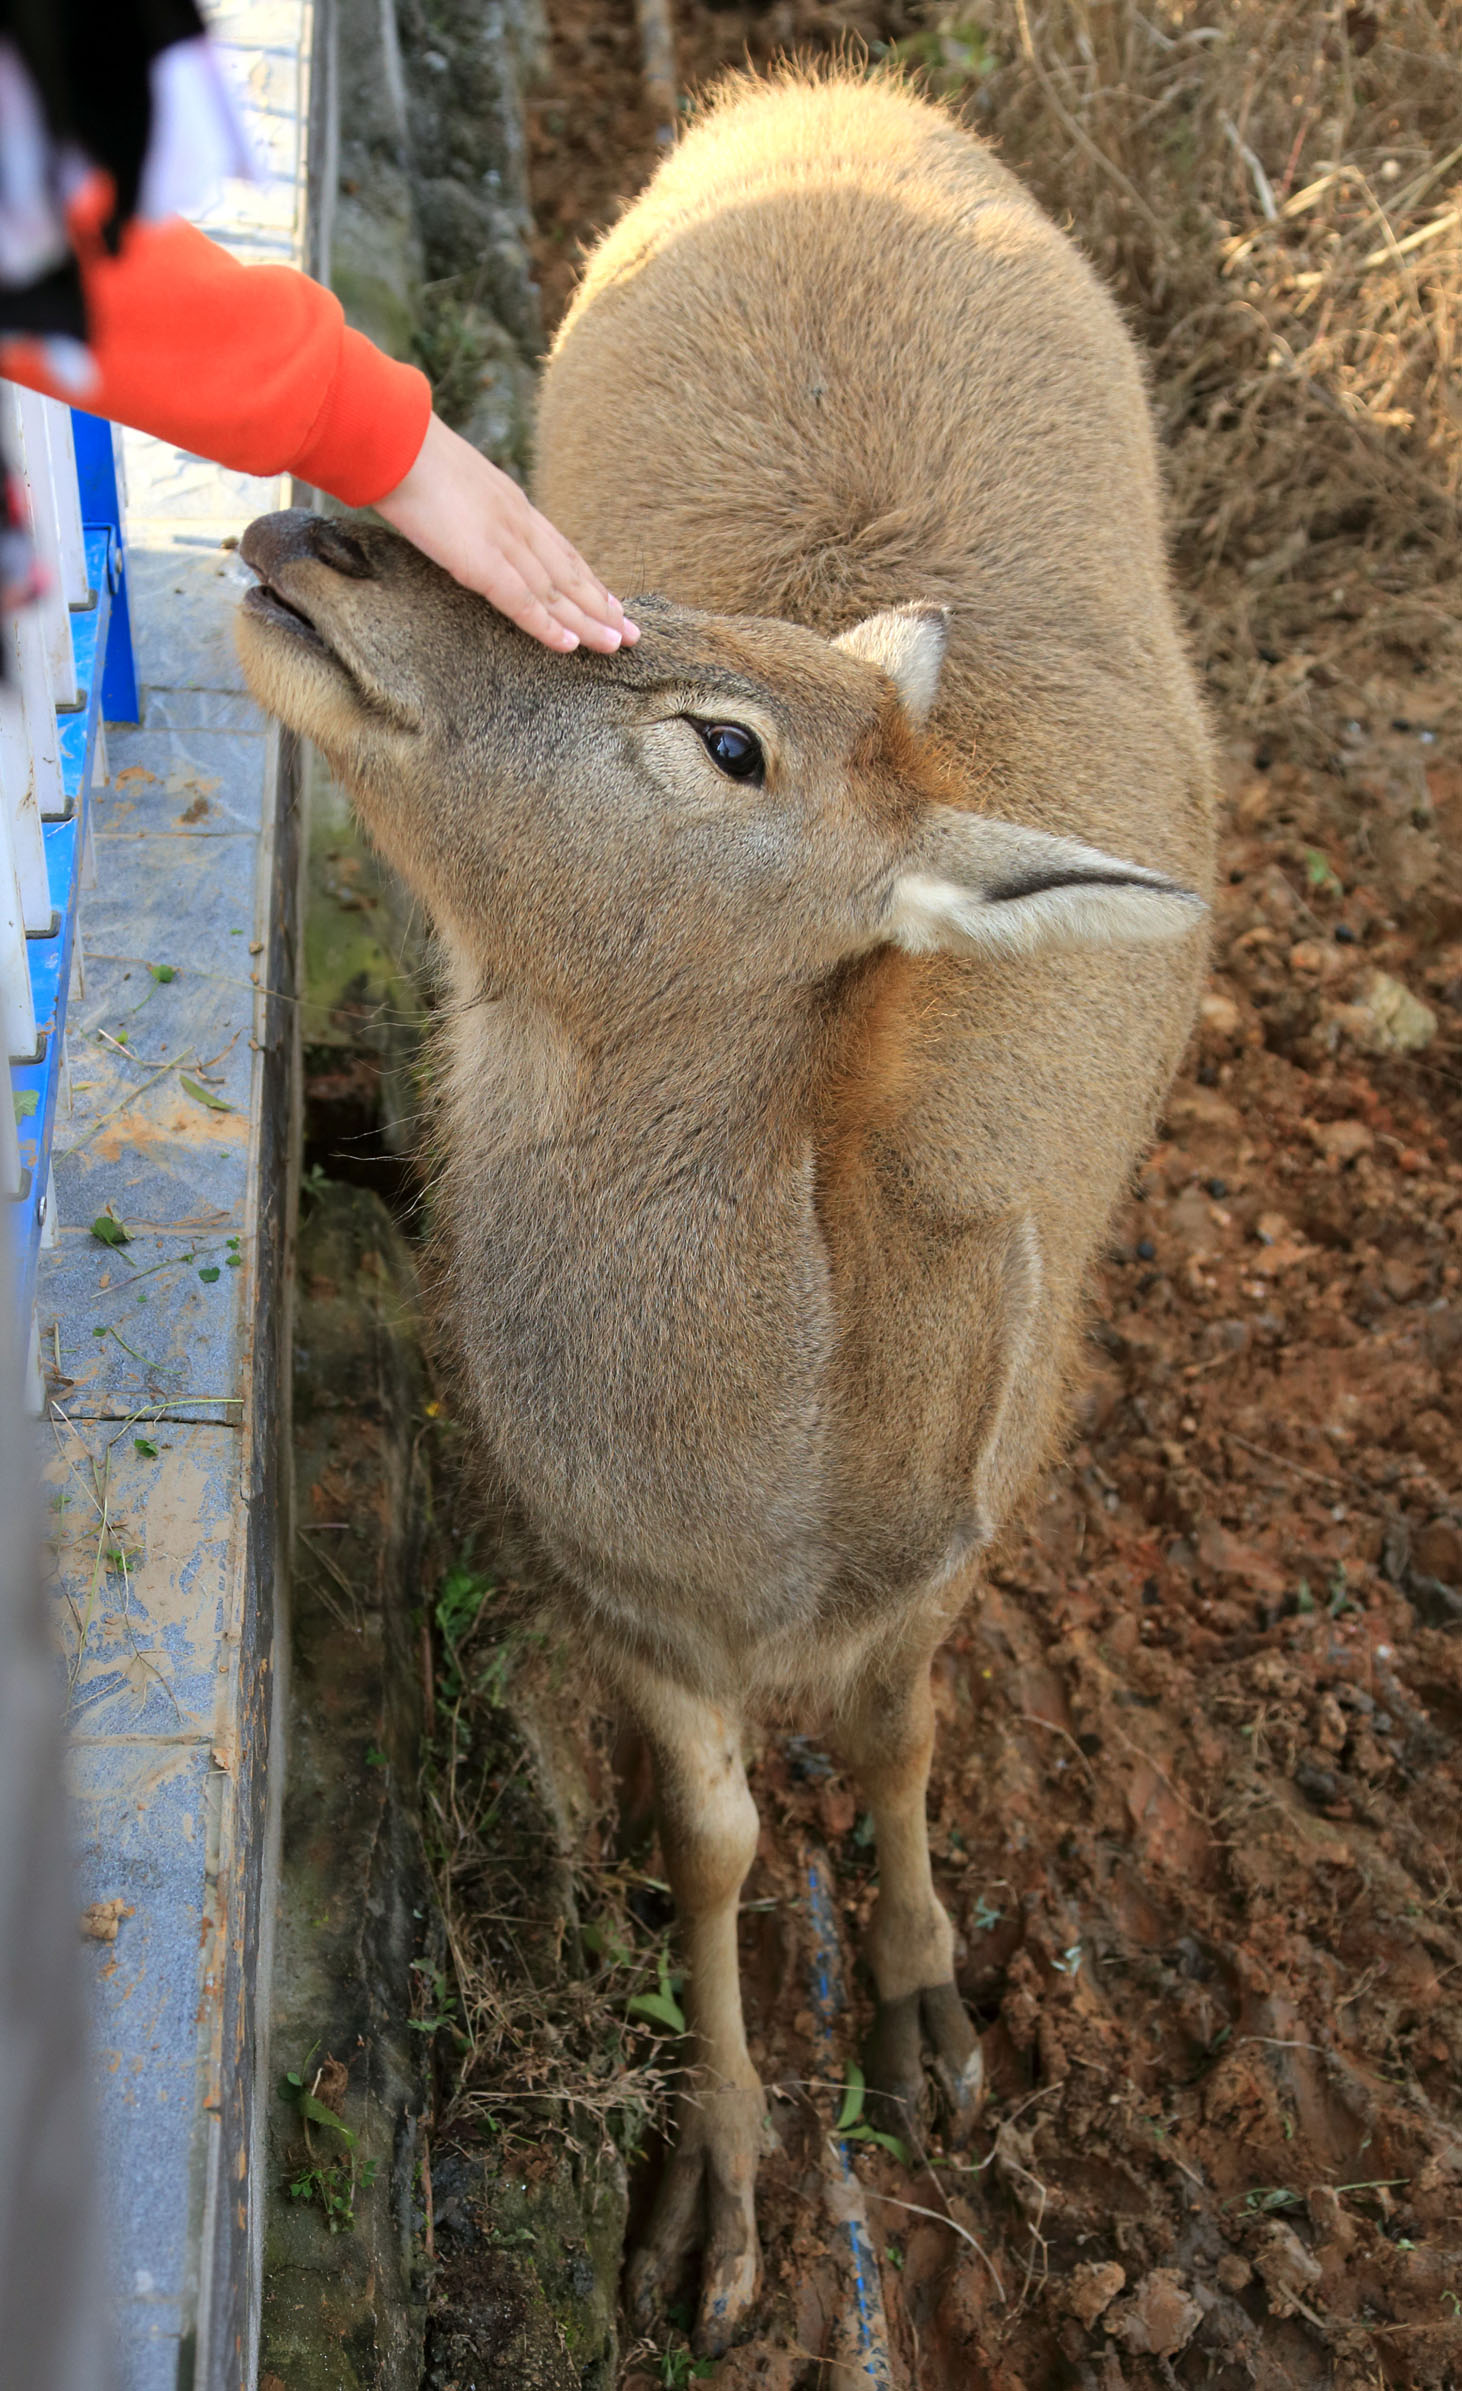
left=375, top=410, right=638, bottom=653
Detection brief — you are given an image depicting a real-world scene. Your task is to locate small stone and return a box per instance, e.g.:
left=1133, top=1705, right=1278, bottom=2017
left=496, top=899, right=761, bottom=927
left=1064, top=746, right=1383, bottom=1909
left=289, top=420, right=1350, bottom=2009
left=1308, top=1118, right=1373, bottom=1163
left=79, top=1898, right=134, bottom=1942
left=1216, top=2252, right=1252, bottom=2293
left=1165, top=1087, right=1242, bottom=1137
left=1414, top=1521, right=1461, bottom=1584
left=1234, top=777, right=1271, bottom=829
left=1252, top=2219, right=1323, bottom=2318
left=1331, top=970, right=1437, bottom=1055
left=1294, top=1759, right=1342, bottom=1807
left=1307, top=2185, right=1357, bottom=2259
left=1104, top=2268, right=1204, bottom=2357
left=1199, top=990, right=1241, bottom=1040
left=1410, top=1411, right=1452, bottom=1466
left=1061, top=2260, right=1126, bottom=2328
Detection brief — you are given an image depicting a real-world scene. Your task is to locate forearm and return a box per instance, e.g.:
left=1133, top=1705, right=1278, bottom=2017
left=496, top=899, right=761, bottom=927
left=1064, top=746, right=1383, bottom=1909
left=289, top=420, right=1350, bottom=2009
left=0, top=192, right=634, bottom=653
left=0, top=210, right=431, bottom=507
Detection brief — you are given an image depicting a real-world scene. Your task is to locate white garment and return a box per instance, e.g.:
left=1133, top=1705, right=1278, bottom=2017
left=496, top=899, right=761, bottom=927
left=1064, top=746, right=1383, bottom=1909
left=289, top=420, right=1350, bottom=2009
left=0, top=23, right=255, bottom=303
left=137, top=35, right=256, bottom=222
left=0, top=40, right=71, bottom=288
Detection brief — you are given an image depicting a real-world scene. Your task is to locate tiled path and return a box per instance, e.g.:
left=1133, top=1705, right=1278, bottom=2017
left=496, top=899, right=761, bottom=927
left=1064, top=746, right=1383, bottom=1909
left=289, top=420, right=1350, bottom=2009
left=39, top=9, right=314, bottom=2386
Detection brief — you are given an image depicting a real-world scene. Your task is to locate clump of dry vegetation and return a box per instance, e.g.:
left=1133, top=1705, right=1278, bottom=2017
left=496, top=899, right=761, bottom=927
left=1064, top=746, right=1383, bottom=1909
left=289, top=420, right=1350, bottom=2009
left=416, top=1552, right=672, bottom=2149
left=892, top=0, right=1462, bottom=761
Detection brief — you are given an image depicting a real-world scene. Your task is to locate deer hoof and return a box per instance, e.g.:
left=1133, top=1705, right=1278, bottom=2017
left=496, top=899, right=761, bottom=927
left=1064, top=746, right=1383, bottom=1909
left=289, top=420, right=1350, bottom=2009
left=865, top=1979, right=984, bottom=2147
left=627, top=2090, right=762, bottom=2355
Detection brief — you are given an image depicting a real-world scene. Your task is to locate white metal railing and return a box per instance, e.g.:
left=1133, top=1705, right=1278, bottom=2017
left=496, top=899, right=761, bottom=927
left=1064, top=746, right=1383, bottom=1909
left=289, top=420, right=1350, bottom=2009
left=2, top=392, right=132, bottom=1411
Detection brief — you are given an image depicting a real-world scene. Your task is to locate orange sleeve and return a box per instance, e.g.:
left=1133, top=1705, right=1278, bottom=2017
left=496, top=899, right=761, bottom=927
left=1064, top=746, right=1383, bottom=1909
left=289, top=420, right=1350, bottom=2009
left=0, top=207, right=432, bottom=509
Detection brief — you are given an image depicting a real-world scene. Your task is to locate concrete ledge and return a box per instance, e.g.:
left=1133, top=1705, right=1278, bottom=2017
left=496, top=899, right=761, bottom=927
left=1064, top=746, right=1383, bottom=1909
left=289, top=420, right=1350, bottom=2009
left=37, top=6, right=315, bottom=2384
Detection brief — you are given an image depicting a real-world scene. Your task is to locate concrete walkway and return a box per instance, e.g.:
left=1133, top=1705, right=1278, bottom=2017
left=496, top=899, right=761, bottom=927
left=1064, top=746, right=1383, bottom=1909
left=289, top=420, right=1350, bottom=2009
left=38, top=8, right=314, bottom=2386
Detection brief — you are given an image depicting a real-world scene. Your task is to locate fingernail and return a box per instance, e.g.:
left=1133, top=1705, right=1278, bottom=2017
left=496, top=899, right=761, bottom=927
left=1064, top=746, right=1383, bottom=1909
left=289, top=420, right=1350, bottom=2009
left=621, top=617, right=641, bottom=642
left=559, top=629, right=579, bottom=650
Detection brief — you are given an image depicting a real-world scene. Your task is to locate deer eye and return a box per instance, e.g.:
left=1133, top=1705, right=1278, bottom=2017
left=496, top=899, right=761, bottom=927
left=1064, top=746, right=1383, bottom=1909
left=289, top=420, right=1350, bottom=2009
left=695, top=720, right=764, bottom=783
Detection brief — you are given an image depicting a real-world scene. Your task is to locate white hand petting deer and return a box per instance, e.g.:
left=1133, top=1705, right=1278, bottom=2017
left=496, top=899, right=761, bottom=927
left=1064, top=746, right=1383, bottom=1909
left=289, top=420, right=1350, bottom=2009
left=238, top=69, right=1215, bottom=2358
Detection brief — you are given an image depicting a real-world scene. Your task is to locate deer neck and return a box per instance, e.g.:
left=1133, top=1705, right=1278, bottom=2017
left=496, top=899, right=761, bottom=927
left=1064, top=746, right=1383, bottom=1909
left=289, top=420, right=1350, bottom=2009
left=433, top=950, right=841, bottom=1630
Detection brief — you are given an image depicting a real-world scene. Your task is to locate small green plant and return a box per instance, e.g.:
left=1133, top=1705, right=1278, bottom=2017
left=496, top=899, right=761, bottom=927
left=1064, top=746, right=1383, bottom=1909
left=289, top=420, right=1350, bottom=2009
left=882, top=15, right=993, bottom=93
left=289, top=2151, right=378, bottom=2231
left=476, top=1626, right=545, bottom=1709
left=1303, top=847, right=1343, bottom=897
left=434, top=1562, right=494, bottom=1699
left=969, top=1893, right=1003, bottom=1933
left=280, top=2049, right=372, bottom=2232
left=408, top=1959, right=459, bottom=2038
left=1234, top=2184, right=1301, bottom=2214
left=582, top=1920, right=634, bottom=1968
left=836, top=2062, right=911, bottom=2165
left=181, top=1074, right=234, bottom=1114
left=281, top=2049, right=352, bottom=2140
left=659, top=2344, right=716, bottom=2387
left=628, top=1948, right=686, bottom=2034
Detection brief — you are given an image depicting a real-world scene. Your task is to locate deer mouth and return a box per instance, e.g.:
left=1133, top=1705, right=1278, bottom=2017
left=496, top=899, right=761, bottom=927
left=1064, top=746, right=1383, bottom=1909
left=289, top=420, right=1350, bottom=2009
left=237, top=512, right=426, bottom=735
left=241, top=574, right=332, bottom=656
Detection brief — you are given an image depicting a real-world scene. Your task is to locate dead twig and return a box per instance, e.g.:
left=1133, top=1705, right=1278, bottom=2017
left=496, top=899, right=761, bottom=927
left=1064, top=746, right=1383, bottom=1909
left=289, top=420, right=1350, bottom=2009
left=855, top=2175, right=1006, bottom=2303
left=420, top=2123, right=436, bottom=2263
left=635, top=0, right=677, bottom=147
left=1224, top=1429, right=1347, bottom=1492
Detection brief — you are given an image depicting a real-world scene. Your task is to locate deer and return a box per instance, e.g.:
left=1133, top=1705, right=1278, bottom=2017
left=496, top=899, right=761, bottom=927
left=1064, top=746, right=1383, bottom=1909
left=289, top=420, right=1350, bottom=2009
left=237, top=68, right=1214, bottom=2357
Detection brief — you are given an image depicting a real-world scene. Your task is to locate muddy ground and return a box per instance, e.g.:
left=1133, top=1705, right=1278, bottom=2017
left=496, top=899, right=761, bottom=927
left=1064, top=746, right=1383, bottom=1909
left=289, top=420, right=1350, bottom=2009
left=301, top=6, right=1462, bottom=2386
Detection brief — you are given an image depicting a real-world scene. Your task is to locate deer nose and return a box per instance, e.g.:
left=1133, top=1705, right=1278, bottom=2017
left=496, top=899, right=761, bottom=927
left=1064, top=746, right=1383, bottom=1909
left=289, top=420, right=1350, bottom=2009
left=308, top=518, right=376, bottom=578
left=240, top=508, right=376, bottom=581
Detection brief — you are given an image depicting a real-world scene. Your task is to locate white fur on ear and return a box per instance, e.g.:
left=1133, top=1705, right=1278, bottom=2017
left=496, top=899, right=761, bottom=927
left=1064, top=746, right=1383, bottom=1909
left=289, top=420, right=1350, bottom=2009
left=886, top=811, right=1206, bottom=960
left=834, top=604, right=950, bottom=727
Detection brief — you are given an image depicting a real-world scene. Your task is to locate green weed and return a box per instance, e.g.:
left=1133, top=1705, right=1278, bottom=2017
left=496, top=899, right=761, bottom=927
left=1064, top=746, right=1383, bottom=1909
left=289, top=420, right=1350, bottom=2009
left=836, top=2062, right=911, bottom=2165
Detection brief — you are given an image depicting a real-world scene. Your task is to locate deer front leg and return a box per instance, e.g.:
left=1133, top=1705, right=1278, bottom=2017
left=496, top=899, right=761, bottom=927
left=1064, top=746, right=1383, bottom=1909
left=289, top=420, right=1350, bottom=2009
left=625, top=1678, right=763, bottom=2356
left=837, top=1653, right=984, bottom=2142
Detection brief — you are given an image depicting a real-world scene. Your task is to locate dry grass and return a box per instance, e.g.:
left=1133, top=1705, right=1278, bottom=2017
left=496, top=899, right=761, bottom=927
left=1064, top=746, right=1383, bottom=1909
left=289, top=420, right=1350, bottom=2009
left=897, top=0, right=1462, bottom=760
left=416, top=1558, right=672, bottom=2150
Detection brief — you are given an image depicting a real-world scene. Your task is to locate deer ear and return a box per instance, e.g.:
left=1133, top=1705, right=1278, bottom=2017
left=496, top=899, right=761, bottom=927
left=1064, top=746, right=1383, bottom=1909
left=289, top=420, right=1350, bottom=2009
left=834, top=604, right=949, bottom=727
left=886, top=809, right=1206, bottom=960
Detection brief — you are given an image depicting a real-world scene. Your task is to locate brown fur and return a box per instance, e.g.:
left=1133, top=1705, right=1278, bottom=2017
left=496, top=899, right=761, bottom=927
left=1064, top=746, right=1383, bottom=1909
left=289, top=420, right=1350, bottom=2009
left=237, top=69, right=1215, bottom=2351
